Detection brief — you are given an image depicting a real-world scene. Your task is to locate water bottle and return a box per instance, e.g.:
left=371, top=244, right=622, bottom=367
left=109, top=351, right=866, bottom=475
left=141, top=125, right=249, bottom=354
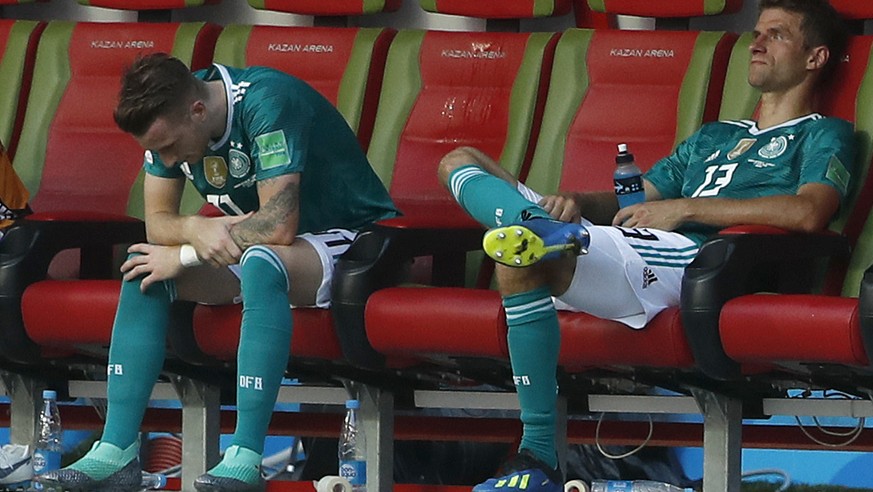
left=590, top=480, right=686, bottom=492
left=31, top=390, right=62, bottom=491
left=338, top=399, right=366, bottom=492
left=140, top=471, right=167, bottom=490
left=613, top=143, right=645, bottom=208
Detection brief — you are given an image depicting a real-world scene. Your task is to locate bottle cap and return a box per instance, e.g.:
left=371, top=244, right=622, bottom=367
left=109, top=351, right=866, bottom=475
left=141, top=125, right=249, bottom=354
left=616, top=143, right=634, bottom=165
left=345, top=399, right=360, bottom=409
left=42, top=390, right=57, bottom=400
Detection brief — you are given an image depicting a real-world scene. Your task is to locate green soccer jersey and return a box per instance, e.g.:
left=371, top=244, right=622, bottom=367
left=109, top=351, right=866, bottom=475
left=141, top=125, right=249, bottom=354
left=645, top=114, right=855, bottom=244
left=143, top=64, right=398, bottom=233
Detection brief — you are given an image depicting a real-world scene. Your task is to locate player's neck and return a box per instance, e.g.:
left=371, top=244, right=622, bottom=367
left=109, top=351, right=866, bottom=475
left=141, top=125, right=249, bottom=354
left=205, top=80, right=229, bottom=140
left=756, top=85, right=816, bottom=130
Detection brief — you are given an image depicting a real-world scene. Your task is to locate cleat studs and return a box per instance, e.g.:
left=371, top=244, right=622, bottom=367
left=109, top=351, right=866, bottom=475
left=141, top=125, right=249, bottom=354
left=514, top=258, right=522, bottom=265
left=579, top=247, right=588, bottom=255
left=515, top=229, right=524, bottom=236
left=495, top=251, right=504, bottom=258
left=497, top=232, right=506, bottom=239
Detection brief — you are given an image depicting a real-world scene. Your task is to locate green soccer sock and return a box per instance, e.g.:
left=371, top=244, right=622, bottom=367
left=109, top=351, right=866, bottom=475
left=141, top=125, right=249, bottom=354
left=447, top=165, right=549, bottom=228
left=102, top=257, right=175, bottom=450
left=503, top=287, right=560, bottom=469
left=205, top=445, right=262, bottom=483
left=230, top=246, right=292, bottom=455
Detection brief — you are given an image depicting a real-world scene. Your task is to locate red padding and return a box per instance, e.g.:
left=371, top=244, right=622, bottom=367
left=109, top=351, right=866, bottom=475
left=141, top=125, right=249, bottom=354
left=25, top=211, right=140, bottom=222
left=259, top=0, right=402, bottom=15
left=23, top=280, right=120, bottom=345
left=721, top=295, right=867, bottom=366
left=83, top=0, right=218, bottom=8
left=829, top=0, right=873, bottom=20
left=366, top=288, right=508, bottom=358
left=558, top=307, right=694, bottom=370
left=430, top=0, right=571, bottom=18
left=193, top=304, right=343, bottom=360
left=599, top=0, right=742, bottom=17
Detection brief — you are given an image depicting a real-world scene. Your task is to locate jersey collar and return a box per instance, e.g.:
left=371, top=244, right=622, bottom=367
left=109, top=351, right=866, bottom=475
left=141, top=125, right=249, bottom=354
left=744, top=113, right=822, bottom=136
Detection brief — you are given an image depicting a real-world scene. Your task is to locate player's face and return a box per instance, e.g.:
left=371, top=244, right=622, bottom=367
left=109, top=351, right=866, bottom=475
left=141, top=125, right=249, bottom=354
left=747, top=8, right=815, bottom=92
left=136, top=104, right=211, bottom=168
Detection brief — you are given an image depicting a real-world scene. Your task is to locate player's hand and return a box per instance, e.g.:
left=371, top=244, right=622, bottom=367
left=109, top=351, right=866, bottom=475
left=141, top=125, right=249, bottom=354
left=612, top=199, right=688, bottom=231
left=539, top=193, right=581, bottom=223
left=122, top=243, right=185, bottom=292
left=188, top=213, right=252, bottom=267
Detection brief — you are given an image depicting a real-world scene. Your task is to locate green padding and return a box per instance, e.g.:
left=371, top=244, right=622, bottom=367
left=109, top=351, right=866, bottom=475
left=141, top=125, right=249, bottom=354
left=839, top=47, right=873, bottom=296
left=170, top=22, right=207, bottom=66
left=362, top=0, right=386, bottom=14
left=213, top=24, right=253, bottom=68
left=248, top=0, right=266, bottom=9
left=704, top=0, right=728, bottom=15
left=525, top=28, right=594, bottom=195
left=587, top=0, right=605, bottom=13
left=533, top=0, right=555, bottom=16
left=502, top=32, right=557, bottom=176
left=338, top=28, right=385, bottom=134
left=718, top=32, right=759, bottom=121
left=366, top=30, right=424, bottom=188
left=419, top=0, right=437, bottom=13
left=14, top=21, right=73, bottom=197
left=675, top=31, right=728, bottom=147
left=0, top=20, right=39, bottom=146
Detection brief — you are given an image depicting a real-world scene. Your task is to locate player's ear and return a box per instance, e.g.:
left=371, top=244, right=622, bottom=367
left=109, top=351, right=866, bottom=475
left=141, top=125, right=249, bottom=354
left=189, top=99, right=207, bottom=122
left=807, top=45, right=829, bottom=72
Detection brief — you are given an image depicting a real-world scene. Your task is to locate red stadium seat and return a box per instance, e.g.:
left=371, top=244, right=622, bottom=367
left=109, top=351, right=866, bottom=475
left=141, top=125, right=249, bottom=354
left=190, top=29, right=560, bottom=369
left=366, top=27, right=736, bottom=370
left=212, top=25, right=394, bottom=151
left=0, top=21, right=219, bottom=364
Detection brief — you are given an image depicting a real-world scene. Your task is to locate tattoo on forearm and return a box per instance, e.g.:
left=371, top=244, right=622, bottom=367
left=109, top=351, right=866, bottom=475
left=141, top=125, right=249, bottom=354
left=231, top=178, right=299, bottom=248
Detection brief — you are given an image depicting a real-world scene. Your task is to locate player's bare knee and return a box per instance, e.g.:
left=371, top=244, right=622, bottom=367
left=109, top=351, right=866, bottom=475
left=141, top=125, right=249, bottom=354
left=438, top=146, right=480, bottom=185
left=495, top=263, right=550, bottom=296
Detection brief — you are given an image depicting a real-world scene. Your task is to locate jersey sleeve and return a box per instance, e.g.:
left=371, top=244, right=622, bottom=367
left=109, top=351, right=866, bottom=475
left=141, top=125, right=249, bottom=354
left=142, top=149, right=184, bottom=178
left=241, top=78, right=315, bottom=181
left=799, top=117, right=855, bottom=203
left=644, top=129, right=700, bottom=199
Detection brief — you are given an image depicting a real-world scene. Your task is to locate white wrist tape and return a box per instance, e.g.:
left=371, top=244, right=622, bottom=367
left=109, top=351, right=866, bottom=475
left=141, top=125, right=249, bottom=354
left=179, top=244, right=203, bottom=267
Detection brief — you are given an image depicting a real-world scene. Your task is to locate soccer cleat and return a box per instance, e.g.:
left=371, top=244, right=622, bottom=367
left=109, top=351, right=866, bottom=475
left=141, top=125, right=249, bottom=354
left=483, top=218, right=590, bottom=268
left=35, top=458, right=142, bottom=492
left=473, top=449, right=563, bottom=492
left=0, top=444, right=32, bottom=487
left=194, top=473, right=266, bottom=492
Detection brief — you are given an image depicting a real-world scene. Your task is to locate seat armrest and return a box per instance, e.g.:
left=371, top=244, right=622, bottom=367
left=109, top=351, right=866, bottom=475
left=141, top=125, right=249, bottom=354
left=331, top=219, right=485, bottom=369
left=681, top=229, right=849, bottom=380
left=0, top=215, right=145, bottom=364
left=858, top=266, right=873, bottom=365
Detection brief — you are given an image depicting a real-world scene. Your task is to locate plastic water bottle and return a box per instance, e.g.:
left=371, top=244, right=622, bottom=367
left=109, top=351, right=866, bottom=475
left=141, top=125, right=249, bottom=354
left=613, top=143, right=645, bottom=208
left=140, top=471, right=167, bottom=490
left=338, top=399, right=366, bottom=492
left=31, top=390, right=62, bottom=491
left=590, top=480, right=686, bottom=492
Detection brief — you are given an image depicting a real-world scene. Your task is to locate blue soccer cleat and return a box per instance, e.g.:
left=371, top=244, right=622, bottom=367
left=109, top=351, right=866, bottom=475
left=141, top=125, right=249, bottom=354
left=473, top=449, right=563, bottom=492
left=483, top=218, right=590, bottom=268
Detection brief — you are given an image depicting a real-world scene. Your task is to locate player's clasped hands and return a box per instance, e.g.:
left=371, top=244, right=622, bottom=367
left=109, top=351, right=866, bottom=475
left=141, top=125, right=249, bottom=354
left=188, top=213, right=252, bottom=267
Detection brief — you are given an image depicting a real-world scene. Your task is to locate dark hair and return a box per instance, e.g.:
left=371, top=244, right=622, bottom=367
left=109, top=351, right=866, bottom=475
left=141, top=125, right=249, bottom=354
left=758, top=0, right=849, bottom=84
left=114, top=53, right=202, bottom=136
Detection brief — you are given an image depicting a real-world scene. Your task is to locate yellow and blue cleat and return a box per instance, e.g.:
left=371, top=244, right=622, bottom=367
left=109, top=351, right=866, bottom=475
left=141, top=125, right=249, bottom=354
left=473, top=449, right=563, bottom=492
left=483, top=218, right=590, bottom=268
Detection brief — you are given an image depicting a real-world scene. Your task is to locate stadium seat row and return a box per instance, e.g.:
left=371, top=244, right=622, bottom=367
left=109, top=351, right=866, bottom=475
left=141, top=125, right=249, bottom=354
left=3, top=0, right=873, bottom=491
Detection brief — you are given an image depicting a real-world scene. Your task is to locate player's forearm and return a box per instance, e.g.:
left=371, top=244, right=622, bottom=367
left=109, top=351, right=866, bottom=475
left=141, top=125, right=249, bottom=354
left=145, top=211, right=206, bottom=245
left=683, top=195, right=829, bottom=233
left=229, top=212, right=298, bottom=249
